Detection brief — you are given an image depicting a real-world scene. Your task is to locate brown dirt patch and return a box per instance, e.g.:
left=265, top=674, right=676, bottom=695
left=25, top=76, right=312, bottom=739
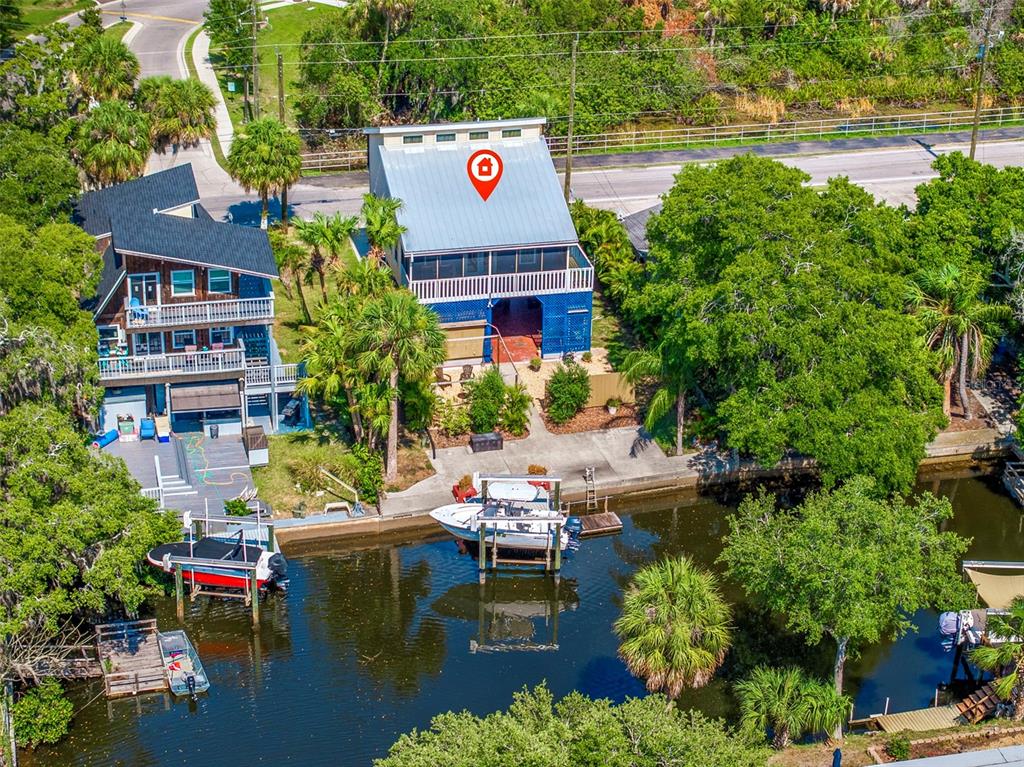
left=428, top=427, right=529, bottom=450
left=542, top=404, right=642, bottom=434
left=944, top=390, right=995, bottom=433
left=386, top=443, right=435, bottom=493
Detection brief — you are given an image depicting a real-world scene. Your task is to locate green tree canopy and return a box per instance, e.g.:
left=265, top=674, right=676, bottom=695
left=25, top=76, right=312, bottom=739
left=719, top=475, right=974, bottom=735
left=375, top=684, right=768, bottom=767
left=635, top=155, right=944, bottom=493
left=73, top=36, right=140, bottom=102
left=0, top=125, right=79, bottom=227
left=0, top=403, right=178, bottom=682
left=75, top=100, right=152, bottom=187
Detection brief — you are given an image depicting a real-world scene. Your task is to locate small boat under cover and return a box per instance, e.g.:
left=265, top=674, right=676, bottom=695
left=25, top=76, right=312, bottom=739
left=147, top=533, right=289, bottom=591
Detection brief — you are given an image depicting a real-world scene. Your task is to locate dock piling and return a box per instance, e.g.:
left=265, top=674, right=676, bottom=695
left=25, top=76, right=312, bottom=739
left=174, top=568, right=184, bottom=621
left=250, top=569, right=260, bottom=626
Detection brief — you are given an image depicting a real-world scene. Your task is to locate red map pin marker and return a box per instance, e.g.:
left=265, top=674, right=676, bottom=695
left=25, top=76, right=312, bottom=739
left=467, top=149, right=503, bottom=201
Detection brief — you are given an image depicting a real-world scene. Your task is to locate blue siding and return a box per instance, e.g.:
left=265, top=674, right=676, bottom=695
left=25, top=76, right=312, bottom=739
left=538, top=292, right=592, bottom=357
left=428, top=299, right=493, bottom=361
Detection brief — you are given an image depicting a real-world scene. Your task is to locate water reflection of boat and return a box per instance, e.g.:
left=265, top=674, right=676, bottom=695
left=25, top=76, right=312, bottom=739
left=432, top=577, right=579, bottom=652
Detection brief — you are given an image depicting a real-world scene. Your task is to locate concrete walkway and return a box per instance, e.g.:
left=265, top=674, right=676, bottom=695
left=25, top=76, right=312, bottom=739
left=890, top=745, right=1024, bottom=766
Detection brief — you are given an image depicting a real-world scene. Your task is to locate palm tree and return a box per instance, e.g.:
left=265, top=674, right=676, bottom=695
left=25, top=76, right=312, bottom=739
left=75, top=37, right=140, bottom=101
left=268, top=228, right=313, bottom=323
left=226, top=117, right=302, bottom=230
left=613, top=556, right=732, bottom=703
left=299, top=310, right=365, bottom=442
left=147, top=78, right=217, bottom=153
left=703, top=0, right=738, bottom=47
left=736, top=666, right=852, bottom=749
left=361, top=193, right=406, bottom=265
left=354, top=290, right=446, bottom=482
left=972, top=597, right=1024, bottom=720
left=295, top=213, right=359, bottom=303
left=622, top=340, right=691, bottom=456
left=136, top=75, right=172, bottom=111
left=75, top=101, right=151, bottom=187
left=908, top=262, right=1009, bottom=420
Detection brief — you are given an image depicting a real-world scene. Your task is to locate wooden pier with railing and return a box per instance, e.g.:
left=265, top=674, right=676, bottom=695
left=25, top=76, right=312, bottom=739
left=1003, top=462, right=1024, bottom=506
left=95, top=620, right=166, bottom=698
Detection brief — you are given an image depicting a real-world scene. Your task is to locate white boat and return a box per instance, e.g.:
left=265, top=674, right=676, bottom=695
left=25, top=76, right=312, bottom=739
left=430, top=502, right=573, bottom=551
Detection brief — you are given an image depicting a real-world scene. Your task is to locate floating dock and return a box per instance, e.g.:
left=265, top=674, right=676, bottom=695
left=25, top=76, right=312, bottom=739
left=95, top=620, right=166, bottom=697
left=578, top=512, right=623, bottom=537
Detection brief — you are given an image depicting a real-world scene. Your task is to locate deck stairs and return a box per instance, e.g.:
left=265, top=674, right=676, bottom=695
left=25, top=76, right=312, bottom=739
left=957, top=682, right=1000, bottom=724
left=161, top=437, right=197, bottom=500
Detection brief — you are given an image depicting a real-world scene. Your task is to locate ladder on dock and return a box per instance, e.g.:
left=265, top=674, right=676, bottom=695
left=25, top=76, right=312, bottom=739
left=95, top=620, right=166, bottom=697
left=583, top=467, right=597, bottom=511
left=1004, top=463, right=1024, bottom=506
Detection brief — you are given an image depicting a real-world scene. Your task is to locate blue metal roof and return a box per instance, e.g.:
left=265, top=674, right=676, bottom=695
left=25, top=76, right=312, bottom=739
left=376, top=139, right=579, bottom=255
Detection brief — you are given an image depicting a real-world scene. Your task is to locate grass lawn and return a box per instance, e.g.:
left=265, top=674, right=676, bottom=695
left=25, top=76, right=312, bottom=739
left=590, top=285, right=636, bottom=370
left=271, top=230, right=358, bottom=363
left=212, top=1, right=331, bottom=134
left=253, top=423, right=434, bottom=516
left=14, top=0, right=91, bottom=37
left=102, top=20, right=131, bottom=41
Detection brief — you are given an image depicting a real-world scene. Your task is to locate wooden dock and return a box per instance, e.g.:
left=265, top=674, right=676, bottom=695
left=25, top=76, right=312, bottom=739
left=1004, top=462, right=1024, bottom=506
left=869, top=704, right=964, bottom=733
left=95, top=620, right=167, bottom=697
left=578, top=512, right=623, bottom=538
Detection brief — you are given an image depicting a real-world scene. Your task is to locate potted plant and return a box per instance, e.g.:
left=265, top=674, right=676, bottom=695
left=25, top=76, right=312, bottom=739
left=528, top=357, right=542, bottom=372
left=606, top=397, right=621, bottom=415
left=452, top=473, right=477, bottom=502
left=582, top=351, right=593, bottom=363
left=527, top=464, right=551, bottom=490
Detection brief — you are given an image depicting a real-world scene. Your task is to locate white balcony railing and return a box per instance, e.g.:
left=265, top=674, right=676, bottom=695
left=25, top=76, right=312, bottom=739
left=410, top=267, right=594, bottom=303
left=98, top=348, right=247, bottom=381
left=124, top=296, right=274, bottom=329
left=244, top=363, right=301, bottom=388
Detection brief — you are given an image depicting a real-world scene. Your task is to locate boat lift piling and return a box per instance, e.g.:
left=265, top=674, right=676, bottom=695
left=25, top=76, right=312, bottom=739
left=476, top=518, right=564, bottom=584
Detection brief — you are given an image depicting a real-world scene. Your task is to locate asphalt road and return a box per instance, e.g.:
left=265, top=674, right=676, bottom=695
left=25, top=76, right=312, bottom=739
left=107, top=0, right=1024, bottom=222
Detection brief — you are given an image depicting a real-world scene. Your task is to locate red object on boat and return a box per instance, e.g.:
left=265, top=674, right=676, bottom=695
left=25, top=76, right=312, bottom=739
left=528, top=480, right=551, bottom=491
left=452, top=484, right=478, bottom=502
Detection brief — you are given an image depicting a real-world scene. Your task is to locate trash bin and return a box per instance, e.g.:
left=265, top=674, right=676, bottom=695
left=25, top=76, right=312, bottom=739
left=209, top=423, right=219, bottom=439
left=470, top=431, right=503, bottom=453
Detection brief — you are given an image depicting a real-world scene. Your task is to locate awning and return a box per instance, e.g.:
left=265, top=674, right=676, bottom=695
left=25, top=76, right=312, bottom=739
left=965, top=567, right=1024, bottom=610
left=170, top=383, right=241, bottom=413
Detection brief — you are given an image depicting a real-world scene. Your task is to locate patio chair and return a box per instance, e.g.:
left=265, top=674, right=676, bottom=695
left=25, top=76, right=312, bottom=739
left=434, top=367, right=453, bottom=388
left=184, top=344, right=197, bottom=353
left=459, top=364, right=474, bottom=382
left=211, top=342, right=224, bottom=351
left=128, top=297, right=148, bottom=325
left=139, top=418, right=156, bottom=440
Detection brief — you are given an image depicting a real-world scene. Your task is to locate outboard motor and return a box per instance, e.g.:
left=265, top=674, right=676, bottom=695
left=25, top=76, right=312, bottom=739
left=267, top=552, right=289, bottom=590
left=186, top=673, right=197, bottom=700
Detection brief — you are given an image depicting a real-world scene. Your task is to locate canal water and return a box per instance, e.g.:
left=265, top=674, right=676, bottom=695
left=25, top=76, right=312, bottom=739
left=30, top=468, right=1024, bottom=767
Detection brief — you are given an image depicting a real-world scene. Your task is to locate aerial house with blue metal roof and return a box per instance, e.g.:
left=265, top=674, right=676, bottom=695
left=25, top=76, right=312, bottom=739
left=364, top=118, right=594, bottom=363
left=75, top=164, right=308, bottom=438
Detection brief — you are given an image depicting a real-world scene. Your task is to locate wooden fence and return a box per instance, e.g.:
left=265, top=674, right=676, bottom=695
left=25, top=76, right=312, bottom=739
left=586, top=372, right=634, bottom=408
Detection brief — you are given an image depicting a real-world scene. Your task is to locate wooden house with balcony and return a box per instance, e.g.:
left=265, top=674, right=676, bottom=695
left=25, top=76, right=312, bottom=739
left=75, top=164, right=307, bottom=437
left=364, top=118, right=594, bottom=363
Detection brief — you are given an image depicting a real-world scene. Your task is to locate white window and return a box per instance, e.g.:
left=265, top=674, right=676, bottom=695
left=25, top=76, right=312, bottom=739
left=128, top=273, right=160, bottom=306
left=97, top=325, right=124, bottom=354
left=170, top=269, right=195, bottom=296
left=209, top=326, right=234, bottom=346
left=207, top=269, right=232, bottom=294
left=172, top=329, right=196, bottom=348
left=133, top=332, right=164, bottom=355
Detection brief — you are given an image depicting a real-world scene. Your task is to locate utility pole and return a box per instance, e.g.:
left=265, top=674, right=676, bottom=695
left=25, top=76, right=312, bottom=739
left=562, top=33, right=579, bottom=204
left=277, top=48, right=285, bottom=121
left=251, top=0, right=260, bottom=119
left=970, top=1, right=998, bottom=160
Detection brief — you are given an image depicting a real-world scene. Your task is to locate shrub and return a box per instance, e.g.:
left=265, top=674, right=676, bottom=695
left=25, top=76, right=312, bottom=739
left=607, top=397, right=622, bottom=409
left=528, top=464, right=548, bottom=475
left=885, top=734, right=911, bottom=761
left=400, top=378, right=439, bottom=433
left=466, top=367, right=507, bottom=433
left=14, top=680, right=73, bottom=748
left=224, top=499, right=249, bottom=517
left=529, top=357, right=542, bottom=372
left=582, top=351, right=593, bottom=363
left=546, top=362, right=591, bottom=424
left=288, top=454, right=332, bottom=491
left=500, top=382, right=532, bottom=436
left=350, top=442, right=384, bottom=502
left=436, top=399, right=471, bottom=437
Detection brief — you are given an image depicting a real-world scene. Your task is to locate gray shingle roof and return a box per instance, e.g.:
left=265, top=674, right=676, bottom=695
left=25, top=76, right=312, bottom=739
left=377, top=139, right=579, bottom=254
left=621, top=203, right=662, bottom=255
left=74, top=164, right=199, bottom=236
left=74, top=164, right=277, bottom=282
left=89, top=244, right=126, bottom=314
left=110, top=207, right=277, bottom=278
